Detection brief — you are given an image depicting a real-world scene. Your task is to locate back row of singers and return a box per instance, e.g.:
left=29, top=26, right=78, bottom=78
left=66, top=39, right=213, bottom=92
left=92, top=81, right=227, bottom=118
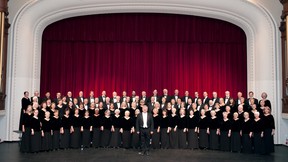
left=25, top=90, right=272, bottom=110
left=20, top=99, right=275, bottom=155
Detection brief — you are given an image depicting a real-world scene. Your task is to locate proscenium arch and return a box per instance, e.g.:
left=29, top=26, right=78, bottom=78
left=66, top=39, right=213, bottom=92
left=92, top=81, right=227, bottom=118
left=7, top=0, right=279, bottom=142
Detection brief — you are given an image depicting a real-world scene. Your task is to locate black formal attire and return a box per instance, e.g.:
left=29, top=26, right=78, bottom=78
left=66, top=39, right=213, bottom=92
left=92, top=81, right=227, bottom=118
left=160, top=116, right=170, bottom=149
left=178, top=115, right=187, bottom=149
left=41, top=119, right=53, bottom=151
left=263, top=114, right=275, bottom=154
left=82, top=116, right=92, bottom=148
left=99, top=96, right=106, bottom=103
left=66, top=97, right=73, bottom=103
left=241, top=119, right=253, bottom=153
left=169, top=114, right=179, bottom=149
left=110, top=115, right=122, bottom=148
left=30, top=117, right=41, bottom=153
left=259, top=99, right=271, bottom=109
left=198, top=116, right=209, bottom=149
left=121, top=117, right=134, bottom=149
left=231, top=119, right=241, bottom=152
left=120, top=96, right=128, bottom=103
left=51, top=116, right=61, bottom=150
left=220, top=119, right=231, bottom=151
left=114, top=102, right=121, bottom=109
left=70, top=115, right=82, bottom=148
left=187, top=115, right=199, bottom=149
left=252, top=118, right=265, bottom=154
left=245, top=98, right=259, bottom=107
left=151, top=114, right=161, bottom=149
left=132, top=115, right=140, bottom=149
left=203, top=97, right=210, bottom=105
left=19, top=97, right=31, bottom=131
left=20, top=113, right=32, bottom=153
left=60, top=115, right=71, bottom=149
left=162, top=95, right=171, bottom=103
left=208, top=117, right=220, bottom=150
left=211, top=97, right=220, bottom=105
left=92, top=114, right=101, bottom=148
left=182, top=96, right=192, bottom=105
left=100, top=116, right=112, bottom=147
left=77, top=97, right=84, bottom=105
left=136, top=112, right=154, bottom=154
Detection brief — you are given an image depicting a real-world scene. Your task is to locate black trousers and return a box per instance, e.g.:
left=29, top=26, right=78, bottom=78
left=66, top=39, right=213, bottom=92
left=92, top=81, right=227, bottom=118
left=140, top=128, right=150, bottom=152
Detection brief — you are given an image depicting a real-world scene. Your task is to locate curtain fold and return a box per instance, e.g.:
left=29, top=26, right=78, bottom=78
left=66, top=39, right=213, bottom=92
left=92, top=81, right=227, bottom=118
left=41, top=13, right=247, bottom=98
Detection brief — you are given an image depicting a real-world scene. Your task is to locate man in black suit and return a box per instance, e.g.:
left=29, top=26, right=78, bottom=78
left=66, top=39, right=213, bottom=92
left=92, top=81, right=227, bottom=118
left=140, top=91, right=148, bottom=104
left=113, top=96, right=121, bottom=109
left=235, top=92, right=243, bottom=106
left=193, top=92, right=199, bottom=104
left=77, top=91, right=84, bottom=105
left=66, top=91, right=73, bottom=103
left=151, top=89, right=160, bottom=103
left=211, top=91, right=219, bottom=105
left=31, top=90, right=41, bottom=105
left=182, top=91, right=191, bottom=105
left=53, top=92, right=62, bottom=105
left=88, top=91, right=95, bottom=105
left=99, top=91, right=106, bottom=103
left=136, top=105, right=154, bottom=156
left=171, top=89, right=180, bottom=101
left=202, top=91, right=210, bottom=105
left=42, top=92, right=51, bottom=102
left=120, top=91, right=128, bottom=103
left=162, top=89, right=171, bottom=103
left=224, top=91, right=231, bottom=105
left=245, top=91, right=259, bottom=106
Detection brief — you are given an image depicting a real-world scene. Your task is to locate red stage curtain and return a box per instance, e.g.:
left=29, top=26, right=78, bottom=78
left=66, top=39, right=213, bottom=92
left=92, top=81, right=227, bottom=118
left=41, top=13, right=247, bottom=98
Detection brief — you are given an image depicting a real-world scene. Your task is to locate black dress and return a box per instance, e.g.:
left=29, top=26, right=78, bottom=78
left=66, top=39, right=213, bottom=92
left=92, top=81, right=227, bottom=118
left=92, top=114, right=102, bottom=148
left=100, top=116, right=112, bottom=147
left=19, top=97, right=31, bottom=131
left=151, top=115, right=161, bottom=149
left=160, top=116, right=170, bottom=149
left=220, top=119, right=231, bottom=151
left=30, top=116, right=41, bottom=153
left=82, top=116, right=92, bottom=148
left=177, top=115, right=187, bottom=149
left=252, top=118, right=265, bottom=154
left=241, top=119, right=253, bottom=153
left=121, top=117, right=134, bottom=149
left=51, top=116, right=61, bottom=150
left=169, top=114, right=179, bottom=149
left=131, top=115, right=140, bottom=149
left=208, top=117, right=220, bottom=150
left=231, top=119, right=241, bottom=152
left=20, top=113, right=32, bottom=153
left=41, top=119, right=52, bottom=151
left=60, top=115, right=71, bottom=149
left=187, top=115, right=199, bottom=149
left=110, top=115, right=122, bottom=148
left=262, top=114, right=275, bottom=154
left=198, top=116, right=209, bottom=149
left=70, top=115, right=82, bottom=149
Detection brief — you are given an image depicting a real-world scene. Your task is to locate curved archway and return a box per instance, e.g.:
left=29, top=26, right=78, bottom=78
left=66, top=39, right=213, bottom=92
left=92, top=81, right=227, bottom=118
left=6, top=0, right=280, bottom=142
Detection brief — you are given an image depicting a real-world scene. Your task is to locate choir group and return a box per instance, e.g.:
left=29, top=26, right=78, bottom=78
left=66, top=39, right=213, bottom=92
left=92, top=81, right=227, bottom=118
left=19, top=89, right=275, bottom=155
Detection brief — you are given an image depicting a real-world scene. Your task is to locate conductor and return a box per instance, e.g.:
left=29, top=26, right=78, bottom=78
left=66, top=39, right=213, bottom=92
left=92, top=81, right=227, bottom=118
left=136, top=105, right=154, bottom=155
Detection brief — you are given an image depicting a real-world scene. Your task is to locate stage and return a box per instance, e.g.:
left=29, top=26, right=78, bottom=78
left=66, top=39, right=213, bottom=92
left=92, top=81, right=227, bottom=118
left=0, top=142, right=287, bottom=162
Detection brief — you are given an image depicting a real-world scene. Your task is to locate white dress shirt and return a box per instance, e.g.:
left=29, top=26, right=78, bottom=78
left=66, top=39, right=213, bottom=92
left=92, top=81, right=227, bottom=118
left=142, top=112, right=148, bottom=128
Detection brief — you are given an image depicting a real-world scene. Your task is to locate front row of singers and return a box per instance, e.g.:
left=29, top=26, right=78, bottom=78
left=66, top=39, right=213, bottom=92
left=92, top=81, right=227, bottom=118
left=20, top=104, right=275, bottom=155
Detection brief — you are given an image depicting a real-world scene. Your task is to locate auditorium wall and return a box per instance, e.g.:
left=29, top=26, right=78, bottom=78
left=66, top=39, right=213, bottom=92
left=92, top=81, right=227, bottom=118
left=0, top=0, right=287, bottom=145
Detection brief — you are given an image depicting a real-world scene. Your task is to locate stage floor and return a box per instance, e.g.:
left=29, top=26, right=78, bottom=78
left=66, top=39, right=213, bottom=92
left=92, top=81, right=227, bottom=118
left=0, top=143, right=287, bottom=162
